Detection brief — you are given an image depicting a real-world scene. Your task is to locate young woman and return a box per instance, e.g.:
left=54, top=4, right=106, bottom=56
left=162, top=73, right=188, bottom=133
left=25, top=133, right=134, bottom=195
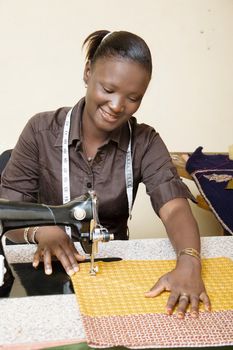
left=0, top=30, right=210, bottom=318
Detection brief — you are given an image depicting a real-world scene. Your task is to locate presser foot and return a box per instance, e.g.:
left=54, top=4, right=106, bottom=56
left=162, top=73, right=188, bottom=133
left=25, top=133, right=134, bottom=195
left=89, top=265, right=99, bottom=276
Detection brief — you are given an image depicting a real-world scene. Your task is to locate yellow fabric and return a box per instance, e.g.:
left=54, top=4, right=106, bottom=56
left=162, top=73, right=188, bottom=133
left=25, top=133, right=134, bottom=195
left=71, top=257, right=233, bottom=317
left=226, top=178, right=233, bottom=189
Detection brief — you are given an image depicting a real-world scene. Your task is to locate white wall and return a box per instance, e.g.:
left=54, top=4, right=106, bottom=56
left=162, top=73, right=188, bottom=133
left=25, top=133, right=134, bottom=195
left=0, top=0, right=232, bottom=238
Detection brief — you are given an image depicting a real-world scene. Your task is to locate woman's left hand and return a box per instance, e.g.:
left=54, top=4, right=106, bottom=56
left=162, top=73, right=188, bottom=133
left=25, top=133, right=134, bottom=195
left=145, top=255, right=211, bottom=318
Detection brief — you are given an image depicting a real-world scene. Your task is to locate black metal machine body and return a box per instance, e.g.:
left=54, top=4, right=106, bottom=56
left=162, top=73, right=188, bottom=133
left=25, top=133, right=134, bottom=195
left=0, top=191, right=113, bottom=297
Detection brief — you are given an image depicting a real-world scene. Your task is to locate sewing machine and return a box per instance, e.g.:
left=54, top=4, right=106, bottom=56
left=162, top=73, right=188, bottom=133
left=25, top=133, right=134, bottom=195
left=0, top=191, right=113, bottom=297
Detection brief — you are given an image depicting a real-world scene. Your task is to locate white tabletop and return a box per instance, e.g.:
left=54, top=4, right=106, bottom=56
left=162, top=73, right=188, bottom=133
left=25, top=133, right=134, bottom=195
left=0, top=236, right=232, bottom=348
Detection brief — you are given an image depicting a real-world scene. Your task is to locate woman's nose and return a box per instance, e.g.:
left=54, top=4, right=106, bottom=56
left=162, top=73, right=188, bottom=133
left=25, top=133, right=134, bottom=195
left=109, top=96, right=125, bottom=114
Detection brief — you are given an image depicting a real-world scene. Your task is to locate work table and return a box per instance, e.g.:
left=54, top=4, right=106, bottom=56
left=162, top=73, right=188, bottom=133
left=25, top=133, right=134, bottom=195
left=0, top=236, right=232, bottom=349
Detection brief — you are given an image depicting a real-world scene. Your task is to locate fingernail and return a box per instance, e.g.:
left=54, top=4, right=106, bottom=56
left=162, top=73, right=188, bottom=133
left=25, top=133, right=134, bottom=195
left=45, top=268, right=52, bottom=275
left=177, top=312, right=184, bottom=319
left=146, top=290, right=153, bottom=294
left=191, top=311, right=198, bottom=318
left=74, top=266, right=79, bottom=272
left=67, top=269, right=75, bottom=276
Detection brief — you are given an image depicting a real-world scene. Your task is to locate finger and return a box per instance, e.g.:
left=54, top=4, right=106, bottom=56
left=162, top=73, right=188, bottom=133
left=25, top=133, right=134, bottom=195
left=72, top=248, right=86, bottom=262
left=145, top=280, right=166, bottom=298
left=56, top=249, right=77, bottom=276
left=190, top=295, right=200, bottom=318
left=176, top=294, right=190, bottom=319
left=69, top=243, right=86, bottom=264
left=66, top=250, right=81, bottom=273
left=32, top=249, right=41, bottom=268
left=65, top=245, right=86, bottom=272
left=166, top=293, right=180, bottom=315
left=43, top=248, right=53, bottom=275
left=200, top=292, right=211, bottom=311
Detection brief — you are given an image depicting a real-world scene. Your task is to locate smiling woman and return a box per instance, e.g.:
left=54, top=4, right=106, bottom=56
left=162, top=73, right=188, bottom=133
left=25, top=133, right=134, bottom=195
left=0, top=29, right=210, bottom=318
left=82, top=31, right=152, bottom=152
left=83, top=57, right=150, bottom=148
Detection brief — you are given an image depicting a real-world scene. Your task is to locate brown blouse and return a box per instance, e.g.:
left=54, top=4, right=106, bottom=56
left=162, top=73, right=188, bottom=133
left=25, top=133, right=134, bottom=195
left=0, top=98, right=193, bottom=239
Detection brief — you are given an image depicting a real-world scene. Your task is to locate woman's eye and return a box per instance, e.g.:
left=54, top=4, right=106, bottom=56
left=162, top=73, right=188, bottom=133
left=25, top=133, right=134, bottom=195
left=103, top=87, right=113, bottom=93
left=128, top=96, right=140, bottom=102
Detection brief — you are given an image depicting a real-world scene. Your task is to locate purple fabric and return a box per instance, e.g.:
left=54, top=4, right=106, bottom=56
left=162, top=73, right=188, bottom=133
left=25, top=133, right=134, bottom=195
left=186, top=147, right=233, bottom=235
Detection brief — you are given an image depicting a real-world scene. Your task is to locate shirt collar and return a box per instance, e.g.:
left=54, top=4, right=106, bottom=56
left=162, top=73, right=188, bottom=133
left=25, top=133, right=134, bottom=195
left=54, top=98, right=84, bottom=148
left=110, top=122, right=131, bottom=152
left=55, top=97, right=131, bottom=152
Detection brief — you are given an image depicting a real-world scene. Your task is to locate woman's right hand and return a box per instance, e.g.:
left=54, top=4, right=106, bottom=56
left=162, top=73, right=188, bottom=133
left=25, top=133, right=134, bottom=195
left=32, top=226, right=85, bottom=275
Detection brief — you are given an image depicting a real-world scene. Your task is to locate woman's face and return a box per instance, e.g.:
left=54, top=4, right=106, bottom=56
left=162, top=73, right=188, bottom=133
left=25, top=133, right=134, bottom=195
left=83, top=56, right=151, bottom=135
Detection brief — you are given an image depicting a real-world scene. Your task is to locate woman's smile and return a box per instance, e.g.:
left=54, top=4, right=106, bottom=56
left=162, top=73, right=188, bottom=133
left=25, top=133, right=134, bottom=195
left=99, top=106, right=120, bottom=123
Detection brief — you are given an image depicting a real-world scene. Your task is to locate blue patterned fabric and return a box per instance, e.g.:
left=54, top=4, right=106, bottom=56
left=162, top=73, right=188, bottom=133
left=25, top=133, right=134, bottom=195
left=186, top=147, right=233, bottom=235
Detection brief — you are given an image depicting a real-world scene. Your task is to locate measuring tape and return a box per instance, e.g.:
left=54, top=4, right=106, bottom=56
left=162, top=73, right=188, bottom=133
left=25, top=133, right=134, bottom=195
left=62, top=108, right=133, bottom=236
left=125, top=121, right=133, bottom=219
left=62, top=108, right=73, bottom=237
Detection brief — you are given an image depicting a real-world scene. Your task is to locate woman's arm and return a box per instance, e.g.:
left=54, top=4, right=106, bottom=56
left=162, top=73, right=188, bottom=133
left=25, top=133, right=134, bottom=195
left=145, top=197, right=211, bottom=318
left=159, top=197, right=200, bottom=252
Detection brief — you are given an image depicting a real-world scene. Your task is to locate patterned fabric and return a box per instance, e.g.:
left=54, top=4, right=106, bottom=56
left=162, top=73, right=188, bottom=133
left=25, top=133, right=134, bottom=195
left=71, top=258, right=233, bottom=348
left=186, top=146, right=233, bottom=235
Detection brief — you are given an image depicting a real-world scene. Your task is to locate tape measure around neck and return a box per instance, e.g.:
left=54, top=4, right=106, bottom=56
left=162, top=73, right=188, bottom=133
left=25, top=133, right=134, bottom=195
left=125, top=121, right=133, bottom=219
left=62, top=109, right=134, bottom=234
left=62, top=108, right=73, bottom=237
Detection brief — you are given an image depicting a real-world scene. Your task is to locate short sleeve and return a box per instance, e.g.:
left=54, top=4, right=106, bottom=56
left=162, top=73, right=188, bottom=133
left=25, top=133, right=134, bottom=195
left=139, top=129, right=195, bottom=215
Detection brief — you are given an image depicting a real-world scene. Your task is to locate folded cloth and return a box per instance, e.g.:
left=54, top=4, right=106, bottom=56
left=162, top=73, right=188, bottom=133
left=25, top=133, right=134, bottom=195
left=71, top=258, right=233, bottom=348
left=186, top=146, right=233, bottom=235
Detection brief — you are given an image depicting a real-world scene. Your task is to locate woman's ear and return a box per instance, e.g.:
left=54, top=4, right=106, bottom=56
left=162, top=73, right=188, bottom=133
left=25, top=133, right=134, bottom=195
left=83, top=61, right=91, bottom=86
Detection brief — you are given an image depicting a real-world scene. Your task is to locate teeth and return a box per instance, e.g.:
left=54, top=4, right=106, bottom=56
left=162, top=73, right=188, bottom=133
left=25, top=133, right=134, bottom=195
left=103, top=109, right=113, bottom=117
left=100, top=108, right=117, bottom=121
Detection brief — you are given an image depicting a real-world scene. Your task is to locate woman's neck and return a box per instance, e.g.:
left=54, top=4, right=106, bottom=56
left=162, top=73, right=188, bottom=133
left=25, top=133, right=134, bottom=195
left=82, top=111, right=110, bottom=145
left=81, top=113, right=110, bottom=160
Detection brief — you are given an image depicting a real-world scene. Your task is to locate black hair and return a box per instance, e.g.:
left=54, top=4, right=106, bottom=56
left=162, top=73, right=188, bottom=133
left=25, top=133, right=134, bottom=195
left=82, top=30, right=152, bottom=78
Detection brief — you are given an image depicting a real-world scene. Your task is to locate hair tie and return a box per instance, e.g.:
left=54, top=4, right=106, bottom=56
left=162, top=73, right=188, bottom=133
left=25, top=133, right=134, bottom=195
left=101, top=32, right=112, bottom=42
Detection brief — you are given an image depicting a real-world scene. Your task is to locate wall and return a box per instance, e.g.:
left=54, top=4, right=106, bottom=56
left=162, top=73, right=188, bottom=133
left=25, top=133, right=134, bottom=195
left=0, top=0, right=232, bottom=238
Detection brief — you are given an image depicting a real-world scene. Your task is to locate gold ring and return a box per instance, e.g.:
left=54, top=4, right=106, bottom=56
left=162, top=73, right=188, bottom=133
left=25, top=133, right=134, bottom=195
left=179, top=293, right=189, bottom=301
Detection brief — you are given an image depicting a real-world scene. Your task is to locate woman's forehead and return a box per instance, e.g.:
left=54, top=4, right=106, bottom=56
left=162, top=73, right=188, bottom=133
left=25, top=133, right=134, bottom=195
left=91, top=57, right=150, bottom=88
left=93, top=56, right=146, bottom=71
